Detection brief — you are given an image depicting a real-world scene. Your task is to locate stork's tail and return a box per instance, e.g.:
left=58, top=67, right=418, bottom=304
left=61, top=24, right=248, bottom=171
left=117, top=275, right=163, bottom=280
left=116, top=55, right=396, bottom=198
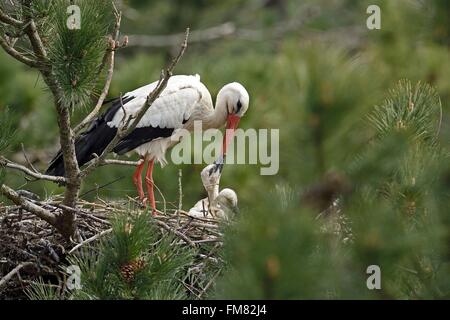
left=45, top=119, right=118, bottom=177
left=46, top=97, right=135, bottom=177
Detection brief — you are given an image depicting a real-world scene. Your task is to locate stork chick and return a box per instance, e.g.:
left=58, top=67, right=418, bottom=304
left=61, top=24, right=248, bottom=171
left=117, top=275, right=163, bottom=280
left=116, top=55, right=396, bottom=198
left=189, top=164, right=238, bottom=221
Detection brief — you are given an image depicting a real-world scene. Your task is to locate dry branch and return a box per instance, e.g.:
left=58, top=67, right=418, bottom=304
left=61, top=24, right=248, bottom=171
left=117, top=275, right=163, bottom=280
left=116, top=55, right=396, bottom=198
left=0, top=262, right=34, bottom=290
left=68, top=228, right=113, bottom=254
left=0, top=157, right=66, bottom=184
left=0, top=184, right=56, bottom=225
left=129, top=23, right=234, bottom=48
left=100, top=159, right=142, bottom=167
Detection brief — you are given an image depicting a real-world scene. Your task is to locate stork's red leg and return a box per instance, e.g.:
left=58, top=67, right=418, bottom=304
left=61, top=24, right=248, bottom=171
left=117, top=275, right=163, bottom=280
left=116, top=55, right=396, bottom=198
left=132, top=160, right=146, bottom=204
left=145, top=159, right=156, bottom=215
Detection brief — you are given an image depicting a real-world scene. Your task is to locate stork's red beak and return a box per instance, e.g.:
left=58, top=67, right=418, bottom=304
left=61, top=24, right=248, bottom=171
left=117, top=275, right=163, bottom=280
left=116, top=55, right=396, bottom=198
left=222, top=114, right=241, bottom=156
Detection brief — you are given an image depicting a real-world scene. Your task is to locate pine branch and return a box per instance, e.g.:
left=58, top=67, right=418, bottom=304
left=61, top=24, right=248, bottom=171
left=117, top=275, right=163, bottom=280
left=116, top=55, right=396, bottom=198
left=0, top=7, right=23, bottom=27
left=0, top=33, right=39, bottom=67
left=368, top=80, right=442, bottom=146
left=73, top=6, right=123, bottom=133
left=18, top=1, right=81, bottom=210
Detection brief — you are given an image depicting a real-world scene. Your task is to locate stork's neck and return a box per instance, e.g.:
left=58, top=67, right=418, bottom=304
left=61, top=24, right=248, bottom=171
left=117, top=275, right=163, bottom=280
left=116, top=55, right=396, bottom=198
left=203, top=96, right=228, bottom=129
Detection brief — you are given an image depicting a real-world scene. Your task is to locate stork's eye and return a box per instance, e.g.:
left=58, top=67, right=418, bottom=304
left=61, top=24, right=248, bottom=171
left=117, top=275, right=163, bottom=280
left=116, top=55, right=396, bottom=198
left=236, top=100, right=242, bottom=113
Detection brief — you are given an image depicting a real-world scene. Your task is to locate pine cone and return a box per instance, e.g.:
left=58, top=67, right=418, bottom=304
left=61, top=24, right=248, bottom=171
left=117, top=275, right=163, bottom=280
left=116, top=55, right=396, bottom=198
left=120, top=264, right=135, bottom=283
left=130, top=257, right=146, bottom=272
left=120, top=257, right=147, bottom=283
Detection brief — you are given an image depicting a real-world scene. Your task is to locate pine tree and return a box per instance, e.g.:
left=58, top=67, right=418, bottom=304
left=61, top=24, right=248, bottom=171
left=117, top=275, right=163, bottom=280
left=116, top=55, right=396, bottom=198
left=215, top=80, right=449, bottom=299
left=26, top=211, right=197, bottom=300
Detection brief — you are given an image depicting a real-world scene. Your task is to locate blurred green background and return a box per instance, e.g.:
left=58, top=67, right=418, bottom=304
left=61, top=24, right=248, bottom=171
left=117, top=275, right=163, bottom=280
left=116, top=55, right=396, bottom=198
left=0, top=0, right=449, bottom=214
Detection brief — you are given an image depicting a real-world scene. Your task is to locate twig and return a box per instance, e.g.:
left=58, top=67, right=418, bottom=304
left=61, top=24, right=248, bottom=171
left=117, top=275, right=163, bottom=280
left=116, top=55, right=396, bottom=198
left=192, top=239, right=221, bottom=244
left=153, top=181, right=167, bottom=214
left=0, top=157, right=66, bottom=184
left=198, top=269, right=222, bottom=299
left=100, top=159, right=142, bottom=167
left=79, top=28, right=190, bottom=178
left=177, top=169, right=183, bottom=210
left=0, top=262, right=35, bottom=290
left=79, top=175, right=124, bottom=198
left=129, top=23, right=234, bottom=48
left=73, top=8, right=123, bottom=133
left=154, top=219, right=196, bottom=247
left=68, top=228, right=113, bottom=254
left=177, top=169, right=183, bottom=225
left=20, top=143, right=39, bottom=173
left=49, top=203, right=110, bottom=226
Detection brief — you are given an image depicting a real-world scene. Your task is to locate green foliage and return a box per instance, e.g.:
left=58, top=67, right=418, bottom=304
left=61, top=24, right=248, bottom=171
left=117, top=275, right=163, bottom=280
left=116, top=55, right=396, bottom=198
left=215, top=193, right=348, bottom=299
left=26, top=211, right=196, bottom=300
left=69, top=212, right=196, bottom=299
left=25, top=278, right=62, bottom=300
left=368, top=80, right=442, bottom=146
left=215, top=79, right=449, bottom=299
left=32, top=0, right=113, bottom=109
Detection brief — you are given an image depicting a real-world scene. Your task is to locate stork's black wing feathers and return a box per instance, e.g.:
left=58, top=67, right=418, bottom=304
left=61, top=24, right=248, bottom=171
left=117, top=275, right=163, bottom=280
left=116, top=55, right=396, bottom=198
left=113, top=127, right=174, bottom=155
left=46, top=96, right=134, bottom=177
left=46, top=95, right=180, bottom=177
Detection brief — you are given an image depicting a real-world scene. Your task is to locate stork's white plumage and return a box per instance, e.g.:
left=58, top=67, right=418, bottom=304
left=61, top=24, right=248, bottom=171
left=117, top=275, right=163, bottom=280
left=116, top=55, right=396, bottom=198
left=46, top=75, right=250, bottom=215
left=189, top=188, right=238, bottom=220
left=189, top=164, right=238, bottom=220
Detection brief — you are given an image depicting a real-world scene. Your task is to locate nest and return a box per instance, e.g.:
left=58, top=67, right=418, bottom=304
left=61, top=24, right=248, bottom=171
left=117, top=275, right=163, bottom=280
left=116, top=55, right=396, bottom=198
left=0, top=195, right=224, bottom=300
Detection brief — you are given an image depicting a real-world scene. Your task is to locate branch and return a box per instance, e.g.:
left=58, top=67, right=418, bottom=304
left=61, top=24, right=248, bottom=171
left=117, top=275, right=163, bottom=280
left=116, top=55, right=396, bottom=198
left=128, top=23, right=234, bottom=48
left=154, top=219, right=196, bottom=247
left=23, top=20, right=48, bottom=61
left=0, top=33, right=38, bottom=67
left=0, top=262, right=35, bottom=290
left=0, top=157, right=66, bottom=184
left=21, top=1, right=79, bottom=207
left=79, top=28, right=190, bottom=178
left=73, top=8, right=123, bottom=133
left=0, top=184, right=56, bottom=225
left=0, top=7, right=23, bottom=27
left=68, top=228, right=113, bottom=254
left=21, top=143, right=39, bottom=174
left=100, top=159, right=142, bottom=167
left=127, top=8, right=320, bottom=48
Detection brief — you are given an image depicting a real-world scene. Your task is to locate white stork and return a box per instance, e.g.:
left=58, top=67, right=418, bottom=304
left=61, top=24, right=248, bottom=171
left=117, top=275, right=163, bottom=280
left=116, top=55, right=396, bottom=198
left=189, top=164, right=239, bottom=220
left=46, top=75, right=250, bottom=214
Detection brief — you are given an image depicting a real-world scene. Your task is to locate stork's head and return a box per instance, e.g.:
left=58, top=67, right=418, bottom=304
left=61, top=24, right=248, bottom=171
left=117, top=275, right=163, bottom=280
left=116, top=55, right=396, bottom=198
left=215, top=188, right=239, bottom=219
left=217, top=82, right=250, bottom=118
left=216, top=82, right=250, bottom=164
